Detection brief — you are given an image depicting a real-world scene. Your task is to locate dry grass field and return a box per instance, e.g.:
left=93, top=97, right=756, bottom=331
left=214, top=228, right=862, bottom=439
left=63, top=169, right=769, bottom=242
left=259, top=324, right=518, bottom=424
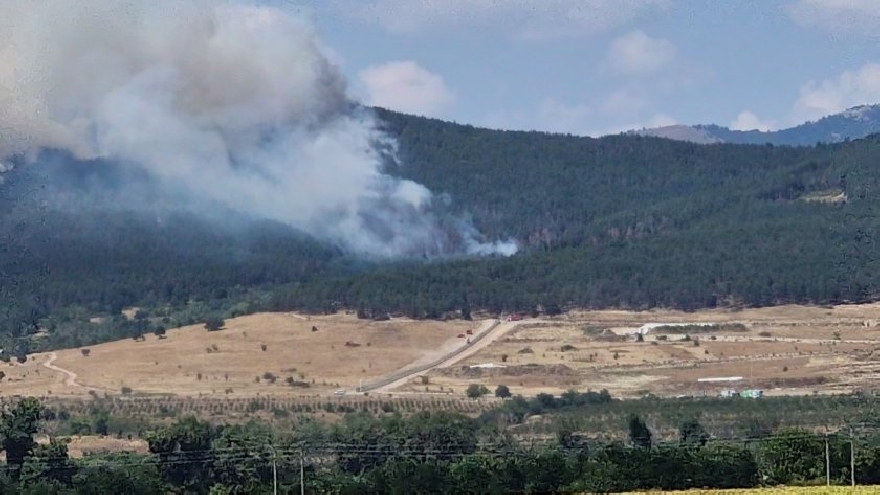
left=0, top=312, right=475, bottom=399
left=4, top=303, right=880, bottom=403
left=404, top=303, right=880, bottom=398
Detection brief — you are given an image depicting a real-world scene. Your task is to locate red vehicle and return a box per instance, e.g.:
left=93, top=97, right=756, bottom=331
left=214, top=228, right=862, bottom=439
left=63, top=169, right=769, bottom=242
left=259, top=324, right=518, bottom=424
left=507, top=314, right=522, bottom=322
left=466, top=329, right=473, bottom=335
left=457, top=333, right=466, bottom=338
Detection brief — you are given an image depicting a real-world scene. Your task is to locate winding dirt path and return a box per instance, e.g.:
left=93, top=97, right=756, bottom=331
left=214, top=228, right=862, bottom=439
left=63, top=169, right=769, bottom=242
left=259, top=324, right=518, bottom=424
left=42, top=352, right=106, bottom=392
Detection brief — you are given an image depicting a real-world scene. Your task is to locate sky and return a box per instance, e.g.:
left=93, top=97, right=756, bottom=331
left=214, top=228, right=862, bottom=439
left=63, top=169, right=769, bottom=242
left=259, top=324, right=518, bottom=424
left=287, top=0, right=877, bottom=136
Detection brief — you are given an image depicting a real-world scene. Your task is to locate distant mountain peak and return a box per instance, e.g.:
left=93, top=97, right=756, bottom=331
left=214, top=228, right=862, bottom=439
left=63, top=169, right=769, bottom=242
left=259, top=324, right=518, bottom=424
left=622, top=103, right=880, bottom=146
left=626, top=125, right=722, bottom=145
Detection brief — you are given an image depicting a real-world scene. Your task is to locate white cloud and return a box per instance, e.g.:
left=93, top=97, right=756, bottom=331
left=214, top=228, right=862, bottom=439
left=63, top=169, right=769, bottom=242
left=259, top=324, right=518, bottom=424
left=792, top=62, right=880, bottom=122
left=730, top=110, right=777, bottom=131
left=332, top=0, right=671, bottom=40
left=787, top=0, right=880, bottom=36
left=357, top=61, right=455, bottom=117
left=605, top=30, right=676, bottom=75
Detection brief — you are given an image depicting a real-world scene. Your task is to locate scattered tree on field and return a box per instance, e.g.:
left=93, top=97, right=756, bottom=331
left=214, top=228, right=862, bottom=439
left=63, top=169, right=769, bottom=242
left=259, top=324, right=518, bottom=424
left=204, top=317, right=225, bottom=332
left=466, top=384, right=490, bottom=399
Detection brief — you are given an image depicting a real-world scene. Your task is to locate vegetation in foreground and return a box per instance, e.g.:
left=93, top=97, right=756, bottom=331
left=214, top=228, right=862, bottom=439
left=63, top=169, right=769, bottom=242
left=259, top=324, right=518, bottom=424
left=3, top=392, right=880, bottom=493
left=621, top=488, right=880, bottom=494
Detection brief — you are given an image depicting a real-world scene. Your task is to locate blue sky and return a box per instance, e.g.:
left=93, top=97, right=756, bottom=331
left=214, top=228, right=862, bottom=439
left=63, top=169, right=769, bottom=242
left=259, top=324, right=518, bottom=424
left=291, top=0, right=880, bottom=136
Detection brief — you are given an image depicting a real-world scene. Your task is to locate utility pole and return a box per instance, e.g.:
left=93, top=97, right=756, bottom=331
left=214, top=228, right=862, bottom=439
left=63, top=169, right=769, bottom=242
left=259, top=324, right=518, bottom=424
left=268, top=444, right=277, bottom=495
left=300, top=449, right=305, bottom=495
left=851, top=429, right=856, bottom=488
left=825, top=434, right=830, bottom=486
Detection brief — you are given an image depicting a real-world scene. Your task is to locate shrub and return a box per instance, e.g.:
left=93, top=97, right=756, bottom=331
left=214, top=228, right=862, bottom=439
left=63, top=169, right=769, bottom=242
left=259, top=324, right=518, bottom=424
left=121, top=386, right=133, bottom=395
left=495, top=384, right=511, bottom=399
left=81, top=349, right=91, bottom=357
left=204, top=317, right=225, bottom=331
left=260, top=344, right=267, bottom=352
left=466, top=384, right=490, bottom=399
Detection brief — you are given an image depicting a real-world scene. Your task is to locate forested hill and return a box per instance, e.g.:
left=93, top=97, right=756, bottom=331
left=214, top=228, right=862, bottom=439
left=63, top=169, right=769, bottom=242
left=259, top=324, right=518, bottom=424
left=277, top=108, right=880, bottom=314
left=4, top=108, right=880, bottom=349
left=374, top=108, right=853, bottom=250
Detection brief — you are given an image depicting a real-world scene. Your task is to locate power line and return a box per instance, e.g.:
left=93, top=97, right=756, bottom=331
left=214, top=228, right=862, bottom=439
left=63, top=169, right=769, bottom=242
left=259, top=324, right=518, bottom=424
left=15, top=427, right=880, bottom=469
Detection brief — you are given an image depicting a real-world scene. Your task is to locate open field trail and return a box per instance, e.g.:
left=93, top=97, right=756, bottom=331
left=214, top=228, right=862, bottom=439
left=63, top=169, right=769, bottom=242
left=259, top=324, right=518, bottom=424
left=370, top=318, right=552, bottom=393
left=41, top=352, right=109, bottom=393
left=42, top=352, right=77, bottom=386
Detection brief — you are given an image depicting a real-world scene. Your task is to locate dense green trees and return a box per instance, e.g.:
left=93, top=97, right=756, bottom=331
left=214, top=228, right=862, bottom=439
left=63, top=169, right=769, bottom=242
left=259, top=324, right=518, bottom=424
left=0, top=398, right=41, bottom=480
left=6, top=113, right=880, bottom=350
left=5, top=396, right=880, bottom=492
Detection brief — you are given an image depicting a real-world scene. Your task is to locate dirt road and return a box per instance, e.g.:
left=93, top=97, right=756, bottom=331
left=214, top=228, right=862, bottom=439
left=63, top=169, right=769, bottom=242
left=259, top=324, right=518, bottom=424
left=369, top=318, right=545, bottom=394
left=42, top=352, right=106, bottom=392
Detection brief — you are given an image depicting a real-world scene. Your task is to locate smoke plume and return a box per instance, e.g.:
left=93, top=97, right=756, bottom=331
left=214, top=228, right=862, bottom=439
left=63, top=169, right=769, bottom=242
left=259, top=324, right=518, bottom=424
left=0, top=0, right=517, bottom=258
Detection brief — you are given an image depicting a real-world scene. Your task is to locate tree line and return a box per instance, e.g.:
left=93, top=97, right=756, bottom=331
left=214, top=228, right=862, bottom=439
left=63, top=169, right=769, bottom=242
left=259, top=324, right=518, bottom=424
left=6, top=396, right=880, bottom=493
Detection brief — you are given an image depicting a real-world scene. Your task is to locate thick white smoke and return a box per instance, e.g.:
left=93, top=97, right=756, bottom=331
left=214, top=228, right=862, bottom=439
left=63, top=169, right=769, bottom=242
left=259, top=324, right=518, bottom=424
left=0, top=0, right=517, bottom=258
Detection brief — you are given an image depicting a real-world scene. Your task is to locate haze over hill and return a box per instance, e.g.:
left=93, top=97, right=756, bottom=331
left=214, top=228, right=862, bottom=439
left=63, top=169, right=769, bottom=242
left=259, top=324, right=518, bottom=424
left=627, top=104, right=880, bottom=146
left=6, top=104, right=880, bottom=354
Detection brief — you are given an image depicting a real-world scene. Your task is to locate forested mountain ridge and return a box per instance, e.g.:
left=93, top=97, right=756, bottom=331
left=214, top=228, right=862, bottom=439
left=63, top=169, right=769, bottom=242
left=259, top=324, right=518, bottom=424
left=629, top=104, right=880, bottom=146
left=374, top=108, right=848, bottom=250
left=4, top=109, right=880, bottom=349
